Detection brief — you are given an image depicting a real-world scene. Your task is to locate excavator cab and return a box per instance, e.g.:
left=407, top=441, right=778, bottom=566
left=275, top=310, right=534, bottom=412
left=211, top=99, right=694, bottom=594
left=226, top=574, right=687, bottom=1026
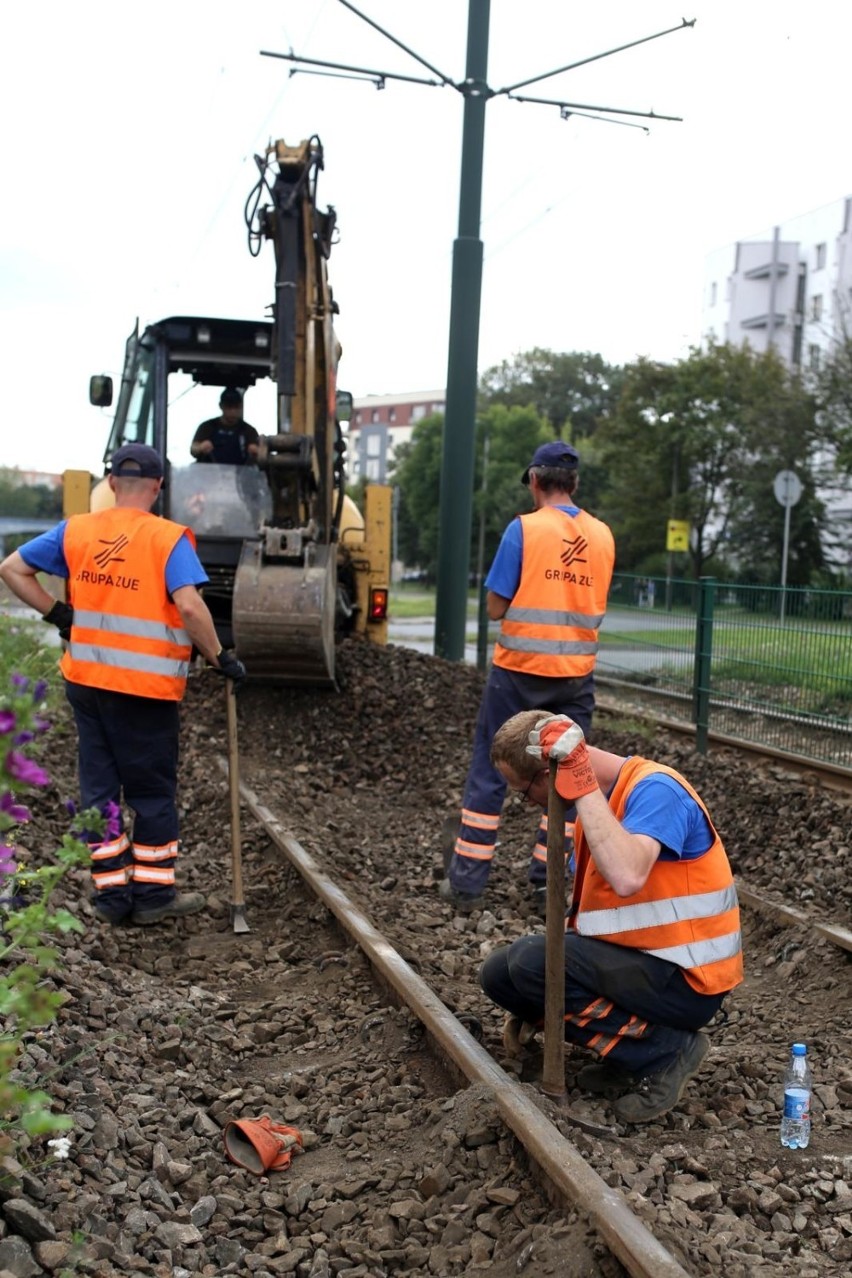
left=83, top=138, right=390, bottom=685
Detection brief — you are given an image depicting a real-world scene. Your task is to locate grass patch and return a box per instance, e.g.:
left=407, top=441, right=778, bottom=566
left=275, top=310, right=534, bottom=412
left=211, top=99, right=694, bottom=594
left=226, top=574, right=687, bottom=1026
left=389, top=587, right=482, bottom=621
left=0, top=618, right=61, bottom=694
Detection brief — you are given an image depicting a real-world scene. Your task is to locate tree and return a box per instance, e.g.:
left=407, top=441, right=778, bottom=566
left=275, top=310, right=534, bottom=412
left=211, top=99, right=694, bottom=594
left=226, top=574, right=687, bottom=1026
left=390, top=405, right=551, bottom=579
left=728, top=352, right=826, bottom=585
left=0, top=471, right=63, bottom=553
left=811, top=334, right=852, bottom=574
left=479, top=348, right=623, bottom=440
left=594, top=358, right=686, bottom=574
left=387, top=413, right=444, bottom=575
left=595, top=344, right=829, bottom=581
left=815, top=333, right=852, bottom=473
left=0, top=471, right=62, bottom=521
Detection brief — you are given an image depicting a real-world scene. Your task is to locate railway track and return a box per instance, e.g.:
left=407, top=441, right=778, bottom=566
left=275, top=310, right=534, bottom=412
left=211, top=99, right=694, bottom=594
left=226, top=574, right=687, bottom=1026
left=227, top=764, right=691, bottom=1278
left=206, top=668, right=851, bottom=1276
left=595, top=689, right=852, bottom=790
left=7, top=644, right=852, bottom=1277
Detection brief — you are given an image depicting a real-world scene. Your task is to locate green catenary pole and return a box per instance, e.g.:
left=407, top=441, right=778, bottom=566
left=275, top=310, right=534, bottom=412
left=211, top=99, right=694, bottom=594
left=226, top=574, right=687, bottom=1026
left=434, top=0, right=491, bottom=660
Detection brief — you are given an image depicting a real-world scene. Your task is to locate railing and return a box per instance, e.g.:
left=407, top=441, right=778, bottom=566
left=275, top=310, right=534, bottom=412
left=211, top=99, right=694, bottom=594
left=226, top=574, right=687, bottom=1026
left=597, top=574, right=852, bottom=770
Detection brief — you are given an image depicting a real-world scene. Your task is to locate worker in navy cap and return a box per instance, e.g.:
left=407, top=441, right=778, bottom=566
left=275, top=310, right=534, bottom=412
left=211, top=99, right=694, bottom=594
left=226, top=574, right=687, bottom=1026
left=0, top=441, right=246, bottom=927
left=439, top=439, right=616, bottom=914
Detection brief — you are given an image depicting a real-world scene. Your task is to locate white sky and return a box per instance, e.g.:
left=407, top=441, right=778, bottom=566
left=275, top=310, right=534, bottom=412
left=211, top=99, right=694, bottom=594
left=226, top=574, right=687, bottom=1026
left=2, top=0, right=850, bottom=475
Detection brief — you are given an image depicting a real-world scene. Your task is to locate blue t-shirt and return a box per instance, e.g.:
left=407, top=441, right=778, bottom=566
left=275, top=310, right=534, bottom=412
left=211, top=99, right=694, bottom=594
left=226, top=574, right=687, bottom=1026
left=567, top=769, right=712, bottom=875
left=620, top=772, right=713, bottom=862
left=18, top=521, right=208, bottom=595
left=486, top=504, right=581, bottom=599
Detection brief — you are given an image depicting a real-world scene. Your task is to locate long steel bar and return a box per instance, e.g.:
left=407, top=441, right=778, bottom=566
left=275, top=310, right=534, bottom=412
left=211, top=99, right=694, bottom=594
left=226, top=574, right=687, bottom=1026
left=541, top=760, right=567, bottom=1098
left=499, top=18, right=695, bottom=94
left=228, top=769, right=690, bottom=1278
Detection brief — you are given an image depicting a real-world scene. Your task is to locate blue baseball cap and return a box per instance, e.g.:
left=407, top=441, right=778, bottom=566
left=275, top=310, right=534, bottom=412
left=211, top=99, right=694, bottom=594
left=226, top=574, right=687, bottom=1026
left=521, top=441, right=579, bottom=485
left=109, top=443, right=164, bottom=479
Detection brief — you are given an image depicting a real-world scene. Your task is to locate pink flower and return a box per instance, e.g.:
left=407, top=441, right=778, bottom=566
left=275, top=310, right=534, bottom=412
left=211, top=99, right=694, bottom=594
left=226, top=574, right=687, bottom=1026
left=0, top=791, right=31, bottom=823
left=4, top=751, right=50, bottom=788
left=0, top=710, right=15, bottom=735
left=102, top=801, right=122, bottom=841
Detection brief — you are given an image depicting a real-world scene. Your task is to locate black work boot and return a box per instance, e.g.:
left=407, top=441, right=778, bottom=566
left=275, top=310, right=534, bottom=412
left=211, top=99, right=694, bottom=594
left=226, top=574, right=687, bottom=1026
left=437, top=878, right=484, bottom=913
left=613, top=1032, right=710, bottom=1123
left=575, top=1058, right=641, bottom=1095
left=131, top=892, right=206, bottom=926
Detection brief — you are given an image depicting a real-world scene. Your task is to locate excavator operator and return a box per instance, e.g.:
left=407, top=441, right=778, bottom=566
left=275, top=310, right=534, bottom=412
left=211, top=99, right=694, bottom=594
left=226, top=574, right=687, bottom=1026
left=190, top=388, right=259, bottom=465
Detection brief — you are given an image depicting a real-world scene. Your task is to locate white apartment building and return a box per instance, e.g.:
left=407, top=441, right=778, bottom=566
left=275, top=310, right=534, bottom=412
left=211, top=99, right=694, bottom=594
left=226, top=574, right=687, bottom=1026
left=702, top=196, right=852, bottom=566
left=702, top=195, right=852, bottom=373
left=347, top=389, right=446, bottom=483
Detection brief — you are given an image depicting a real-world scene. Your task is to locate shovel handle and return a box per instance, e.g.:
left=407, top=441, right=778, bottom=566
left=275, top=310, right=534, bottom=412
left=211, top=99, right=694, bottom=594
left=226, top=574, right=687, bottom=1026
left=226, top=682, right=245, bottom=904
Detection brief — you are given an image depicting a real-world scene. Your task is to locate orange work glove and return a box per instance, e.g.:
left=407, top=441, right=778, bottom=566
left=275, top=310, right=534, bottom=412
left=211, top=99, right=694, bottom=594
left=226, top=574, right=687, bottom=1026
left=223, top=1115, right=303, bottom=1175
left=526, top=715, right=598, bottom=802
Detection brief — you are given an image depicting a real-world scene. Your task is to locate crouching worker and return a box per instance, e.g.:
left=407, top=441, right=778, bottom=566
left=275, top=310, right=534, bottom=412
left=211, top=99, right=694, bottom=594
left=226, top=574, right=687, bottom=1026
left=0, top=444, right=246, bottom=926
left=480, top=711, right=743, bottom=1123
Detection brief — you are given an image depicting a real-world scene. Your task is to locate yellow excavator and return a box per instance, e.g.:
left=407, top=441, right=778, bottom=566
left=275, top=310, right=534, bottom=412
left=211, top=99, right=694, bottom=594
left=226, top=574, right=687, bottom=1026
left=74, top=137, right=390, bottom=686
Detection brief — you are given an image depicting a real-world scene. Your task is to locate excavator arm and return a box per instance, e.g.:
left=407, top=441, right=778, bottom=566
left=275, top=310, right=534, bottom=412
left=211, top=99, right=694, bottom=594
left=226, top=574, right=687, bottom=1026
left=233, top=138, right=346, bottom=684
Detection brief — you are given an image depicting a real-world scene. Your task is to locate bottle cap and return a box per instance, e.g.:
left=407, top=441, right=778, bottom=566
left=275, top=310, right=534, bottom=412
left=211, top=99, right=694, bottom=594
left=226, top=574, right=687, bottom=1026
left=792, top=1043, right=807, bottom=1055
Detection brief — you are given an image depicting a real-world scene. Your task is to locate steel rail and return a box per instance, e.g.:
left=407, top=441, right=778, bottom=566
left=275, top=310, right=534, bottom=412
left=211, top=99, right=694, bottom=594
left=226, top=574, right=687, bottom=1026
left=737, top=885, right=852, bottom=955
left=595, top=696, right=852, bottom=788
left=224, top=764, right=690, bottom=1278
left=596, top=697, right=852, bottom=952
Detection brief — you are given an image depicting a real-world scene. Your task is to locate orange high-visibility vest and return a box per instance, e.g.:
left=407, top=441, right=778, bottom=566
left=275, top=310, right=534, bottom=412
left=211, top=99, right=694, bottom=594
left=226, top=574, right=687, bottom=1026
left=493, top=506, right=615, bottom=678
left=570, top=758, right=744, bottom=996
left=61, top=508, right=195, bottom=701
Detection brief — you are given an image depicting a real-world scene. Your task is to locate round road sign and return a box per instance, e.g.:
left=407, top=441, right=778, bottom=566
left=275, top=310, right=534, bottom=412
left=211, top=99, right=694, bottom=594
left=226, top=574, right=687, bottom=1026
left=773, top=469, right=802, bottom=508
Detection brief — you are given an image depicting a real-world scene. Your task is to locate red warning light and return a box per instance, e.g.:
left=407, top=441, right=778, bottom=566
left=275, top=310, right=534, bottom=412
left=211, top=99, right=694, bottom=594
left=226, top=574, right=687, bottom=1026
left=368, top=587, right=389, bottom=622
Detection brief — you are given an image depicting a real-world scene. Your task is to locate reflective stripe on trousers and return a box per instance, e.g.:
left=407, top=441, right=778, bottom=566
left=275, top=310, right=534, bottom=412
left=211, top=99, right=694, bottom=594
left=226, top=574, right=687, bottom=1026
left=447, top=664, right=594, bottom=897
left=479, top=931, right=727, bottom=1077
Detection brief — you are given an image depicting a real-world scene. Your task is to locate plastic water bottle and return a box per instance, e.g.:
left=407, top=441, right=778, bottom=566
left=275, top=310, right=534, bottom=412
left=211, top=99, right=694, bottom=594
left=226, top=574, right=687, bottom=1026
left=780, top=1042, right=812, bottom=1149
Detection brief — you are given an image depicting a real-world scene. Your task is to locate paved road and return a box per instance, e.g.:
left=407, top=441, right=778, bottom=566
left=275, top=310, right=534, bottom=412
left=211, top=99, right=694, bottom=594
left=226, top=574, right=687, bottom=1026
left=387, top=609, right=692, bottom=673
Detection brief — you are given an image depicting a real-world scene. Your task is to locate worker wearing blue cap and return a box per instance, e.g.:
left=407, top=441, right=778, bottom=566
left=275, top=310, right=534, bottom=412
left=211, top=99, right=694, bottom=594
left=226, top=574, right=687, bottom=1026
left=439, top=440, right=615, bottom=914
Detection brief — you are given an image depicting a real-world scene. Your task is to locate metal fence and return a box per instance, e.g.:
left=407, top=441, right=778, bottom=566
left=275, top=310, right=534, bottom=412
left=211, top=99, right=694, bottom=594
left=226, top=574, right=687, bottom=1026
left=596, top=574, right=852, bottom=770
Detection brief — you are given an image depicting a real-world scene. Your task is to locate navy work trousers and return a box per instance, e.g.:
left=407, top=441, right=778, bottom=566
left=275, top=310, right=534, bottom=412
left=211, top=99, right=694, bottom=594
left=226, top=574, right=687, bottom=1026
left=480, top=932, right=727, bottom=1077
left=447, top=665, right=595, bottom=896
left=65, top=680, right=181, bottom=920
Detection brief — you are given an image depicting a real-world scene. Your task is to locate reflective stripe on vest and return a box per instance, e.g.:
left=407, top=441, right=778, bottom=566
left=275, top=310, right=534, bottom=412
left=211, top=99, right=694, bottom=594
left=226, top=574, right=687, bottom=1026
left=494, top=506, right=614, bottom=677
left=73, top=609, right=190, bottom=646
left=576, top=884, right=740, bottom=938
left=69, top=642, right=191, bottom=680
left=497, top=633, right=600, bottom=656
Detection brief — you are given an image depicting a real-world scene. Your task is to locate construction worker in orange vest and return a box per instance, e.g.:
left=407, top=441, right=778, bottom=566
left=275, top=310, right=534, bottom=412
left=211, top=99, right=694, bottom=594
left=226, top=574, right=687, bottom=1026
left=0, top=443, right=245, bottom=926
left=439, top=440, right=615, bottom=913
left=483, top=710, right=744, bottom=1124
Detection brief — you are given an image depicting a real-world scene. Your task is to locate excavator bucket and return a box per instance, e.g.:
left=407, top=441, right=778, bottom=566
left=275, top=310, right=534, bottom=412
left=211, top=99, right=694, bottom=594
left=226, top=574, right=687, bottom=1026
left=232, top=539, right=336, bottom=686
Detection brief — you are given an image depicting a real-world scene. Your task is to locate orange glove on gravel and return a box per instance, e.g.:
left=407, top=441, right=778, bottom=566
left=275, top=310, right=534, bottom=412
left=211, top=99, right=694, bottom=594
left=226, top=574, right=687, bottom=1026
left=526, top=715, right=598, bottom=802
left=223, top=1116, right=303, bottom=1176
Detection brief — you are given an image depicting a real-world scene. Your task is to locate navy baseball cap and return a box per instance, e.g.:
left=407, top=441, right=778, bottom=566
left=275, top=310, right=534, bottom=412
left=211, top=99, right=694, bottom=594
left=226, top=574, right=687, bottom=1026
left=109, top=443, right=164, bottom=479
left=521, top=441, right=580, bottom=485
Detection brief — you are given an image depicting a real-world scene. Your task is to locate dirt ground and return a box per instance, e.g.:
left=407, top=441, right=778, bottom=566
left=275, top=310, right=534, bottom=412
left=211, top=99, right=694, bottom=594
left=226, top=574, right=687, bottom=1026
left=2, top=637, right=851, bottom=1277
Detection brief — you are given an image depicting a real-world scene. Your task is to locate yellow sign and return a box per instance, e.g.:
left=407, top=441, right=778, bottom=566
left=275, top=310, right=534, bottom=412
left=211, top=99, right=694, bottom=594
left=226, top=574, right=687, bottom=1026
left=666, top=519, right=690, bottom=552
